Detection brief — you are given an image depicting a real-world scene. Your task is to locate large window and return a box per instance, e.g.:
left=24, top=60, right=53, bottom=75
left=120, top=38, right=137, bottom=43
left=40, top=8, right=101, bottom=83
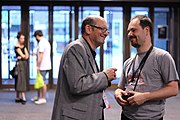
left=0, top=4, right=177, bottom=88
left=29, top=6, right=49, bottom=83
left=53, top=6, right=75, bottom=83
left=1, top=6, right=21, bottom=84
left=154, top=8, right=169, bottom=51
left=104, top=7, right=123, bottom=84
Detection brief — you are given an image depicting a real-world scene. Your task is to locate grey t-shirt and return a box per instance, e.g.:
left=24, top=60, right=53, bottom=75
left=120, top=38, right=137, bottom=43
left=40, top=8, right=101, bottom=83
left=118, top=47, right=179, bottom=120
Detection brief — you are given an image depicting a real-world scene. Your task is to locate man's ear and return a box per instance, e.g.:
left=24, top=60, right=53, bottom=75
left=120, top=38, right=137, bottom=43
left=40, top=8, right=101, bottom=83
left=145, top=26, right=150, bottom=36
left=85, top=25, right=91, bottom=35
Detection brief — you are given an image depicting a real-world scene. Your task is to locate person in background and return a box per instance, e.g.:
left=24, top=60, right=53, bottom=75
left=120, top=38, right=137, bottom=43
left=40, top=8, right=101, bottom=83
left=14, top=32, right=29, bottom=105
left=51, top=15, right=117, bottom=120
left=114, top=15, right=179, bottom=120
left=31, top=30, right=51, bottom=105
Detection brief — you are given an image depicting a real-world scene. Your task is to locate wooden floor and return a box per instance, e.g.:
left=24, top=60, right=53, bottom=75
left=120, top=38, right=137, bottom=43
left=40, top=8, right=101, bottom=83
left=0, top=89, right=180, bottom=120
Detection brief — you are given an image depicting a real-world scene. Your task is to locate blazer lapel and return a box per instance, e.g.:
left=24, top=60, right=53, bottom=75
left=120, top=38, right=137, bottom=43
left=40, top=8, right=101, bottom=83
left=79, top=37, right=98, bottom=73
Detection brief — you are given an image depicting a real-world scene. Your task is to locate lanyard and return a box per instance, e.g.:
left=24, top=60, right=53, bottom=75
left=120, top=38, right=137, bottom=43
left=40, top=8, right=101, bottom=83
left=126, top=46, right=153, bottom=91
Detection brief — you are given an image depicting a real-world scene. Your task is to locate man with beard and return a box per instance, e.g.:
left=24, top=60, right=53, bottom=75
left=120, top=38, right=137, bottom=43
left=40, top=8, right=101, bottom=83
left=32, top=30, right=51, bottom=104
left=52, top=15, right=117, bottom=120
left=114, top=15, right=179, bottom=120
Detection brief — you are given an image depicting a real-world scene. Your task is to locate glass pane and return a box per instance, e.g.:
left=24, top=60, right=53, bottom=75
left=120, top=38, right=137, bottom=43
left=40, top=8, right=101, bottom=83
left=78, top=7, right=100, bottom=67
left=154, top=8, right=169, bottom=51
left=29, top=6, right=49, bottom=84
left=104, top=7, right=123, bottom=84
left=1, top=6, right=21, bottom=85
left=131, top=7, right=149, bottom=18
left=53, top=6, right=75, bottom=84
left=131, top=7, right=149, bottom=57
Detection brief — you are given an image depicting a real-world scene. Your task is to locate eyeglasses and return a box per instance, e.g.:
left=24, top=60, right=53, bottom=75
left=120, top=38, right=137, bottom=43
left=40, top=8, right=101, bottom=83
left=89, top=25, right=109, bottom=33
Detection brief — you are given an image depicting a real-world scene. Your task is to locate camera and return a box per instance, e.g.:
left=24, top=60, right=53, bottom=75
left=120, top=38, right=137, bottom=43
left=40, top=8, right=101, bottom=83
left=122, top=93, right=134, bottom=100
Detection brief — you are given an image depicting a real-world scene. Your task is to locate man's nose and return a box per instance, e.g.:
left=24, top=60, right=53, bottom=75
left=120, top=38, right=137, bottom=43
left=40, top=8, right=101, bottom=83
left=104, top=31, right=109, bottom=36
left=128, top=31, right=133, bottom=36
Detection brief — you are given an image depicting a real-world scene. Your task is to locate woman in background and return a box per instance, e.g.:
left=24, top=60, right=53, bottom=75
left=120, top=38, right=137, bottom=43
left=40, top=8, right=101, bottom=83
left=14, top=32, right=29, bottom=105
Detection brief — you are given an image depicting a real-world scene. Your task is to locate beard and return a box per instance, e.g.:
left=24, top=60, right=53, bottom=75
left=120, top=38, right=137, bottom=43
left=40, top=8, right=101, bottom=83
left=129, top=35, right=141, bottom=48
left=131, top=41, right=141, bottom=48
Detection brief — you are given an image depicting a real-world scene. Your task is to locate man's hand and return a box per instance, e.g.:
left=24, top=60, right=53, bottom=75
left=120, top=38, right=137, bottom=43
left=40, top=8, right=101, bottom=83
left=37, top=66, right=40, bottom=73
left=103, top=68, right=117, bottom=81
left=114, top=88, right=129, bottom=106
left=127, top=91, right=148, bottom=106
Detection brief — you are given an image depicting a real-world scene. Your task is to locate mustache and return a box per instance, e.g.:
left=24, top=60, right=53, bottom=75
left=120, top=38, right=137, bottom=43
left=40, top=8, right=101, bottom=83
left=129, top=35, right=137, bottom=39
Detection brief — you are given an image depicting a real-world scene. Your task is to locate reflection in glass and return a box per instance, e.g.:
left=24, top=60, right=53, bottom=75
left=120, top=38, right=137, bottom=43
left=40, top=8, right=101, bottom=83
left=29, top=6, right=49, bottom=83
left=1, top=6, right=21, bottom=83
left=130, top=7, right=149, bottom=57
left=154, top=8, right=169, bottom=51
left=53, top=6, right=75, bottom=83
left=104, top=7, right=123, bottom=84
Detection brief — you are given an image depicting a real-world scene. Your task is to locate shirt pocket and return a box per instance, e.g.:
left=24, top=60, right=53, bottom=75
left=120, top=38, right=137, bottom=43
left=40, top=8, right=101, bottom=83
left=62, top=103, right=88, bottom=120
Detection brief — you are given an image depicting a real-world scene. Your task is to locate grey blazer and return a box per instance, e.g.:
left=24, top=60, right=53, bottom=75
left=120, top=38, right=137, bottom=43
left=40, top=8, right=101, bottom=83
left=51, top=37, right=109, bottom=120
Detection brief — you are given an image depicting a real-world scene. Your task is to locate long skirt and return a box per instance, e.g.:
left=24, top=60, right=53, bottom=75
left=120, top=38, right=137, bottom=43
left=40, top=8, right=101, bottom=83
left=15, top=60, right=28, bottom=92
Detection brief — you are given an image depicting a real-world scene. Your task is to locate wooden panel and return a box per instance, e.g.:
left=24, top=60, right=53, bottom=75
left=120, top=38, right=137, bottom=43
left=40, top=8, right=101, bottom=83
left=2, top=0, right=180, bottom=2
left=21, top=5, right=30, bottom=90
left=174, top=7, right=180, bottom=73
left=48, top=5, right=53, bottom=89
left=123, top=5, right=131, bottom=62
left=0, top=6, right=2, bottom=87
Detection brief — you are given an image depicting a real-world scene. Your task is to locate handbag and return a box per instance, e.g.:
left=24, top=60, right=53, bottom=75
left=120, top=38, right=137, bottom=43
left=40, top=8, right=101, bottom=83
left=9, top=65, right=18, bottom=78
left=34, top=72, right=44, bottom=89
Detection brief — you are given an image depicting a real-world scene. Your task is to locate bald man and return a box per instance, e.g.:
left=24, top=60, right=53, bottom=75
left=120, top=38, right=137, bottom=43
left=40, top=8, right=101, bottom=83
left=52, top=15, right=117, bottom=120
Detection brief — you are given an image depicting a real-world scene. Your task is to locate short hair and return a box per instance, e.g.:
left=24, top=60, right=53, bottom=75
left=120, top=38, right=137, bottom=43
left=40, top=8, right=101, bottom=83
left=131, top=15, right=153, bottom=38
left=17, top=32, right=24, bottom=39
left=33, top=30, right=43, bottom=37
left=81, top=17, right=97, bottom=34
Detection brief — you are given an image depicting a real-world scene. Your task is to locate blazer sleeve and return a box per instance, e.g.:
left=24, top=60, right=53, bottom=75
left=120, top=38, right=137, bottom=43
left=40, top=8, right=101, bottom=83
left=63, top=44, right=108, bottom=95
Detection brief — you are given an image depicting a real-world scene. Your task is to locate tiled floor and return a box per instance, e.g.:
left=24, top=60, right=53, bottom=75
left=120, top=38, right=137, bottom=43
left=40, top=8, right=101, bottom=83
left=0, top=89, right=180, bottom=120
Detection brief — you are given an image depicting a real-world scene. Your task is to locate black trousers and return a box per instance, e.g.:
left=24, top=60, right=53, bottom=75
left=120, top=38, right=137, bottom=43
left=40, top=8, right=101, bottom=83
left=121, top=112, right=163, bottom=120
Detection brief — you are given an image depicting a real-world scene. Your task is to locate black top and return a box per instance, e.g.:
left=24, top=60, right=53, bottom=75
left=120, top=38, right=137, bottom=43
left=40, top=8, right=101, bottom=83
left=83, top=37, right=99, bottom=71
left=83, top=37, right=97, bottom=60
left=83, top=37, right=111, bottom=86
left=14, top=46, right=25, bottom=58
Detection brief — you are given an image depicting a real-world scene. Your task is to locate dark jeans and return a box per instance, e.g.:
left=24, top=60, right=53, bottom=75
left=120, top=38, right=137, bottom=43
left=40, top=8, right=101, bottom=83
left=121, top=112, right=163, bottom=120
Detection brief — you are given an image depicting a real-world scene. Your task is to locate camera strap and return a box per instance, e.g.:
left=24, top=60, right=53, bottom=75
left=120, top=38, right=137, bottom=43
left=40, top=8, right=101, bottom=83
left=127, top=46, right=153, bottom=91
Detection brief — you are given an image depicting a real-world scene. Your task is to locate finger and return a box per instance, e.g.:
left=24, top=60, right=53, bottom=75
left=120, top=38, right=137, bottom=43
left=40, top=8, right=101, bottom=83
left=128, top=100, right=133, bottom=105
left=111, top=69, right=115, bottom=74
left=119, top=101, right=128, bottom=106
left=127, top=96, right=137, bottom=105
left=114, top=92, right=120, bottom=98
left=128, top=91, right=135, bottom=94
left=116, top=98, right=123, bottom=105
left=117, top=95, right=128, bottom=103
left=114, top=68, right=117, bottom=71
left=128, top=99, right=136, bottom=106
left=116, top=97, right=128, bottom=106
left=130, top=102, right=135, bottom=106
left=129, top=102, right=137, bottom=106
left=111, top=68, right=117, bottom=71
left=127, top=95, right=134, bottom=102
